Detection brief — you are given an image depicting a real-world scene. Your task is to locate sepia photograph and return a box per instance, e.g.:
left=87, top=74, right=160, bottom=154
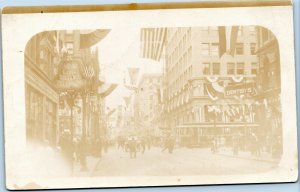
left=24, top=26, right=283, bottom=177
left=1, top=2, right=297, bottom=189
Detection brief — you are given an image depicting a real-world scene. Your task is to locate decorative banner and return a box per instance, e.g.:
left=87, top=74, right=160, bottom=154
left=128, top=67, right=140, bottom=85
left=98, top=83, right=118, bottom=97
left=218, top=26, right=239, bottom=57
left=206, top=76, right=219, bottom=83
left=80, top=29, right=111, bottom=49
left=56, top=60, right=87, bottom=91
left=232, top=76, right=244, bottom=83
left=212, top=81, right=225, bottom=93
left=205, top=83, right=224, bottom=101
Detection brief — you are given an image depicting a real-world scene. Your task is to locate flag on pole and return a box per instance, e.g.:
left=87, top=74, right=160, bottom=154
left=106, top=108, right=116, bottom=117
left=140, top=28, right=167, bottom=61
left=83, top=65, right=95, bottom=79
left=124, top=84, right=138, bottom=91
left=80, top=29, right=111, bottom=49
left=123, top=96, right=131, bottom=107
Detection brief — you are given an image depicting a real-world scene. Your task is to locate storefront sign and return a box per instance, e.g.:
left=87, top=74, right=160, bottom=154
left=225, top=83, right=256, bottom=97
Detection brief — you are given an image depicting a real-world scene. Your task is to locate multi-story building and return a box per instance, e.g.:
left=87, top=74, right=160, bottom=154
left=134, top=73, right=162, bottom=136
left=56, top=30, right=105, bottom=141
left=163, top=26, right=259, bottom=147
left=25, top=31, right=60, bottom=146
left=25, top=29, right=109, bottom=147
left=255, top=26, right=282, bottom=156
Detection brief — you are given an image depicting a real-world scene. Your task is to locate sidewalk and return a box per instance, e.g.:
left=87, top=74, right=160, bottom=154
left=73, top=155, right=100, bottom=177
left=215, top=147, right=280, bottom=164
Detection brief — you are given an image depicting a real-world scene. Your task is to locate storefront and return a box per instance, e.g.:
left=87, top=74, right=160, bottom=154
left=25, top=65, right=59, bottom=146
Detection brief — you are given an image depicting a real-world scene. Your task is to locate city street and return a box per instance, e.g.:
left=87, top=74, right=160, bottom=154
left=90, top=146, right=279, bottom=177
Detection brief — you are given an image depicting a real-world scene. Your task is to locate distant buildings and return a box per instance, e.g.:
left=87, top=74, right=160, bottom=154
left=134, top=73, right=163, bottom=136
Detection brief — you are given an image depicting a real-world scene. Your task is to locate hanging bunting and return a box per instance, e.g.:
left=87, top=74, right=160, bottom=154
left=232, top=76, right=244, bottom=83
left=98, top=83, right=118, bottom=97
left=80, top=29, right=111, bottom=49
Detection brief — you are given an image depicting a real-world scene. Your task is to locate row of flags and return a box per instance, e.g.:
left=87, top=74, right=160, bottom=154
left=206, top=104, right=257, bottom=123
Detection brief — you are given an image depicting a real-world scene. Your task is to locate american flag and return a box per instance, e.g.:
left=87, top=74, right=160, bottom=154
left=83, top=65, right=95, bottom=79
left=140, top=28, right=167, bottom=61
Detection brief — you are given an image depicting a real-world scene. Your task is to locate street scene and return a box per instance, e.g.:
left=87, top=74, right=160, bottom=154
left=24, top=26, right=282, bottom=177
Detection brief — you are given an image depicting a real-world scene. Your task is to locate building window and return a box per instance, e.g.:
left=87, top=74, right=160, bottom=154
left=238, top=27, right=243, bottom=36
left=250, top=43, right=256, bottom=55
left=236, top=43, right=244, bottom=55
left=212, top=63, right=220, bottom=75
left=211, top=43, right=219, bottom=56
left=236, top=62, right=245, bottom=75
left=227, top=62, right=235, bottom=75
left=203, top=63, right=210, bottom=75
left=249, top=26, right=256, bottom=35
left=251, top=62, right=258, bottom=74
left=201, top=43, right=210, bottom=56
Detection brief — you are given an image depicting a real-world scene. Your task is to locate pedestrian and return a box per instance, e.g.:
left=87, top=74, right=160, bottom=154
left=168, top=136, right=175, bottom=153
left=128, top=137, right=137, bottom=159
left=59, top=131, right=74, bottom=174
left=78, top=137, right=88, bottom=171
left=232, top=135, right=239, bottom=155
left=161, top=134, right=175, bottom=153
left=140, top=138, right=146, bottom=154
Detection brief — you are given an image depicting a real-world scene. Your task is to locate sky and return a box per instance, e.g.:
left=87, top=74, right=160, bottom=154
left=94, top=26, right=163, bottom=109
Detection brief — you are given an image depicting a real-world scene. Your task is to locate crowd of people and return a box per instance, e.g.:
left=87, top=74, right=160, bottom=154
left=58, top=128, right=282, bottom=175
left=209, top=132, right=283, bottom=158
left=116, top=134, right=176, bottom=159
